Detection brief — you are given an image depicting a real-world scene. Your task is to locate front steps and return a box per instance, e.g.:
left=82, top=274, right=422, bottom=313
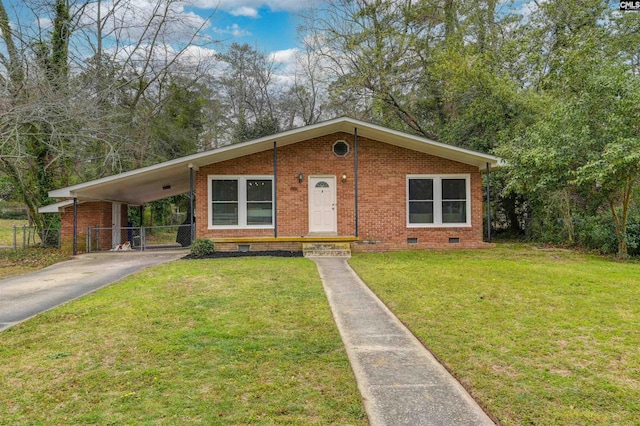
left=303, top=242, right=351, bottom=257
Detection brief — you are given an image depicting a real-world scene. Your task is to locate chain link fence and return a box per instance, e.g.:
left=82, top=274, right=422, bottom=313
left=5, top=224, right=192, bottom=252
left=87, top=224, right=193, bottom=252
left=11, top=225, right=61, bottom=249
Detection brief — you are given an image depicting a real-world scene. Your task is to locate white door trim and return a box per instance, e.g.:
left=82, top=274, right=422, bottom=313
left=308, top=176, right=337, bottom=234
left=112, top=202, right=121, bottom=247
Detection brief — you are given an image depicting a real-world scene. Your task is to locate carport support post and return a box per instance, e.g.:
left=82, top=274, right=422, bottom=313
left=486, top=162, right=492, bottom=243
left=73, top=197, right=78, bottom=255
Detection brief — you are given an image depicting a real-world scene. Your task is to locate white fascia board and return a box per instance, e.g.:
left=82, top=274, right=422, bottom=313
left=38, top=200, right=75, bottom=213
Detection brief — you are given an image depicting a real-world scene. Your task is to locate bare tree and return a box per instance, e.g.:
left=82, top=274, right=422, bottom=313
left=215, top=43, right=280, bottom=143
left=0, top=0, right=216, bottom=231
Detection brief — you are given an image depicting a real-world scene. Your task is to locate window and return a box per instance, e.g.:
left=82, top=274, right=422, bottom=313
left=209, top=176, right=273, bottom=228
left=333, top=140, right=349, bottom=157
left=442, top=179, right=466, bottom=224
left=246, top=179, right=273, bottom=225
left=407, top=175, right=470, bottom=227
left=211, top=180, right=238, bottom=225
left=408, top=178, right=434, bottom=224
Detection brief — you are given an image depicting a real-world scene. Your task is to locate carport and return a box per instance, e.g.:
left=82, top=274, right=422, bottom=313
left=40, top=160, right=200, bottom=255
left=39, top=128, right=293, bottom=254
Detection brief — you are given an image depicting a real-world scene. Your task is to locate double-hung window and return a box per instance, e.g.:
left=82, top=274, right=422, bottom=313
left=209, top=176, right=274, bottom=228
left=407, top=175, right=470, bottom=227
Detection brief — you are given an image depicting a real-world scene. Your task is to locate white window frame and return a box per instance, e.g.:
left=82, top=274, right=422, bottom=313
left=208, top=175, right=274, bottom=229
left=407, top=174, right=471, bottom=228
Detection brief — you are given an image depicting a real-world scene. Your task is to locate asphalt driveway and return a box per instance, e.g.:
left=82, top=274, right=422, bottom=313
left=0, top=250, right=185, bottom=331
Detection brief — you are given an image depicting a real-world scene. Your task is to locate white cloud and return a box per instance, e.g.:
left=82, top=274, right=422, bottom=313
left=268, top=48, right=299, bottom=64
left=35, top=17, right=53, bottom=31
left=268, top=48, right=304, bottom=87
left=230, top=7, right=260, bottom=18
left=75, top=0, right=211, bottom=46
left=190, top=0, right=310, bottom=13
left=212, top=23, right=251, bottom=37
left=102, top=41, right=219, bottom=77
left=182, top=44, right=218, bottom=62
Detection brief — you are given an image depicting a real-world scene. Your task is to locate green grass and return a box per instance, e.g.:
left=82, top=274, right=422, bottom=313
left=0, top=257, right=366, bottom=425
left=348, top=244, right=640, bottom=425
left=0, top=218, right=27, bottom=246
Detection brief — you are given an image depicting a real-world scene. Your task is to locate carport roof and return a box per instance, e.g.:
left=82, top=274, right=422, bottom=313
left=44, top=117, right=502, bottom=209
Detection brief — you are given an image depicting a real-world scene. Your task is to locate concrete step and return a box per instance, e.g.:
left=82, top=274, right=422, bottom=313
left=303, top=242, right=351, bottom=257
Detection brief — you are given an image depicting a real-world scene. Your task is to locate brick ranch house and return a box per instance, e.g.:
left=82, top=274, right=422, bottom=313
left=40, top=117, right=501, bottom=254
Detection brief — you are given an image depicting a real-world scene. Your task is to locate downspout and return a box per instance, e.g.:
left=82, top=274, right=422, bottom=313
left=73, top=197, right=77, bottom=255
left=189, top=165, right=195, bottom=243
left=273, top=141, right=278, bottom=238
left=486, top=162, right=492, bottom=243
left=354, top=128, right=359, bottom=237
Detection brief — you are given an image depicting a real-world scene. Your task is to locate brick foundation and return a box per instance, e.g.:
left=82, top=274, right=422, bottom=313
left=214, top=241, right=302, bottom=252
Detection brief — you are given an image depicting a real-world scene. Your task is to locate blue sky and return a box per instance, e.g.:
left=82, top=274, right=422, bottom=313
left=2, top=0, right=547, bottom=81
left=181, top=0, right=312, bottom=64
left=203, top=5, right=303, bottom=53
left=4, top=0, right=310, bottom=71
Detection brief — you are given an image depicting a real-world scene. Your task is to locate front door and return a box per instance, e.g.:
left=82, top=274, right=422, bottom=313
left=309, top=176, right=337, bottom=234
left=112, top=202, right=121, bottom=247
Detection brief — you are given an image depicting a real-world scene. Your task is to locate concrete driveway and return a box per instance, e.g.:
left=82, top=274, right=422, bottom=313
left=0, top=250, right=186, bottom=331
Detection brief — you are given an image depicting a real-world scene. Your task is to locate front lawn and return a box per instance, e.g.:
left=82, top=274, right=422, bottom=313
left=0, top=258, right=366, bottom=424
left=349, top=245, right=640, bottom=425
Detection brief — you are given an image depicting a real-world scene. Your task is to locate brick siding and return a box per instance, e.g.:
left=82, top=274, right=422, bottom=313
left=196, top=132, right=486, bottom=250
left=60, top=201, right=127, bottom=253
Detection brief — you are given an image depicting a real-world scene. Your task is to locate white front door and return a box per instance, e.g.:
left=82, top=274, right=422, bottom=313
left=112, top=202, right=121, bottom=247
left=309, top=176, right=337, bottom=233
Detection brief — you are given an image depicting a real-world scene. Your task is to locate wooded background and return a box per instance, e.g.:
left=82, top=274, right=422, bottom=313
left=0, top=0, right=638, bottom=257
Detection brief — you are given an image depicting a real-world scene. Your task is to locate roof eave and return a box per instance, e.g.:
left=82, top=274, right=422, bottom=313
left=47, top=117, right=503, bottom=203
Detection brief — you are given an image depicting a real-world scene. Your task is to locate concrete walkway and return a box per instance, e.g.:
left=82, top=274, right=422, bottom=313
left=0, top=250, right=185, bottom=331
left=312, top=257, right=495, bottom=426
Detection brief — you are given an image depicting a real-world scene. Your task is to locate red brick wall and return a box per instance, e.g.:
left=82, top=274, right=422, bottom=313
left=195, top=132, right=486, bottom=250
left=60, top=201, right=128, bottom=252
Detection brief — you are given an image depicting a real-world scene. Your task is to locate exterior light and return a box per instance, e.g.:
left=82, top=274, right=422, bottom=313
left=298, top=172, right=303, bottom=183
left=341, top=173, right=347, bottom=183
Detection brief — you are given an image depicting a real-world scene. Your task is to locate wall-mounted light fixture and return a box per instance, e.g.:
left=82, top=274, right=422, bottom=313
left=341, top=173, right=347, bottom=183
left=298, top=172, right=303, bottom=183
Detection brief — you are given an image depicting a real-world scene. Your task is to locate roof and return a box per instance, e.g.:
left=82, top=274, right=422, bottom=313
left=43, top=117, right=502, bottom=209
left=39, top=200, right=76, bottom=213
